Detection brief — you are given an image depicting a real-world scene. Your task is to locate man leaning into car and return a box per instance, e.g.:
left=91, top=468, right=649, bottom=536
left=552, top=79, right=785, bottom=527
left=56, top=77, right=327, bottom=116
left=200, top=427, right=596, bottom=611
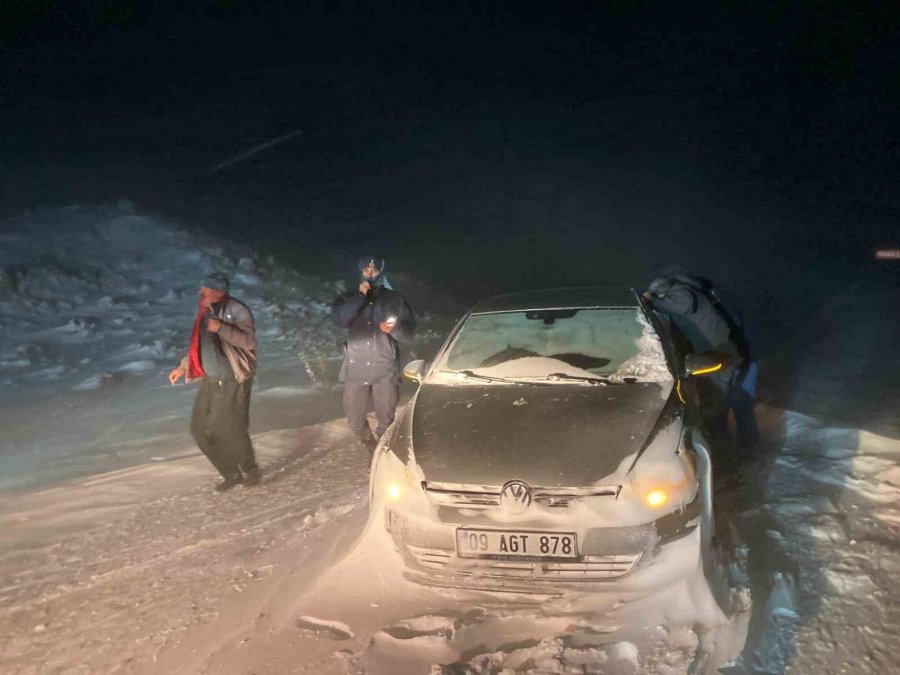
left=643, top=272, right=759, bottom=452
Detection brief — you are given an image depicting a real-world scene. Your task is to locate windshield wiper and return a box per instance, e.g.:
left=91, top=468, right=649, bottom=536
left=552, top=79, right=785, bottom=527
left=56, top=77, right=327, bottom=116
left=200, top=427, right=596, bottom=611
left=542, top=372, right=612, bottom=385
left=444, top=370, right=543, bottom=385
left=458, top=369, right=504, bottom=382
left=515, top=372, right=637, bottom=385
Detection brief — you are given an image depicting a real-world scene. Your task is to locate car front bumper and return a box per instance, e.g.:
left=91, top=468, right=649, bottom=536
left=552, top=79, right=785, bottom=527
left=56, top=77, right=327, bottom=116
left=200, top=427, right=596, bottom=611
left=383, top=493, right=704, bottom=593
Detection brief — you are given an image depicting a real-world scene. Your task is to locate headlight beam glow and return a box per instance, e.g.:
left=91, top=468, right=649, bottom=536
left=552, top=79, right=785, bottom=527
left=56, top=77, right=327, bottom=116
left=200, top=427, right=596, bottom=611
left=644, top=489, right=669, bottom=508
left=387, top=482, right=404, bottom=502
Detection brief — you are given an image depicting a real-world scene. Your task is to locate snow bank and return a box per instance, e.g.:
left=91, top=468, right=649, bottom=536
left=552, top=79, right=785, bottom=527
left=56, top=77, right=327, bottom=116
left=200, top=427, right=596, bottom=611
left=0, top=203, right=345, bottom=394
left=740, top=408, right=900, bottom=674
left=0, top=203, right=346, bottom=490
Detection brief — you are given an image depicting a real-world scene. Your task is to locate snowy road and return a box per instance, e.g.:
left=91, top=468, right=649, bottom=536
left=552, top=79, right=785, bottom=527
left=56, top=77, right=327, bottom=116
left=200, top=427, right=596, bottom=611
left=0, top=420, right=371, bottom=673
left=0, top=412, right=738, bottom=674
left=3, top=400, right=899, bottom=674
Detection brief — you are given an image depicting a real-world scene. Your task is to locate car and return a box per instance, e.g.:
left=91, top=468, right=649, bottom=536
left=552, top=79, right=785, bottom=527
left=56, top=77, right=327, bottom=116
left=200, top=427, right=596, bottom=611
left=369, top=286, right=725, bottom=592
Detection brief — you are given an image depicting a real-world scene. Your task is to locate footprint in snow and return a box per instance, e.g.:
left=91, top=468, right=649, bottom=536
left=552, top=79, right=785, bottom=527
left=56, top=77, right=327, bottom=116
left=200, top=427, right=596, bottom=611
left=295, top=616, right=354, bottom=641
left=381, top=615, right=457, bottom=641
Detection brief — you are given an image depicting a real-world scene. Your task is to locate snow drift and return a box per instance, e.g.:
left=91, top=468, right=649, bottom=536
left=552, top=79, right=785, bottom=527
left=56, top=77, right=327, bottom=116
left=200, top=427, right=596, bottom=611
left=0, top=203, right=347, bottom=490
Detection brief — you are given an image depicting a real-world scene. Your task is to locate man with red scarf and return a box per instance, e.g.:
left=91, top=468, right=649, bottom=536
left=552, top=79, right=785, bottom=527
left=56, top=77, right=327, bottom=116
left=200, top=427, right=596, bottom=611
left=168, top=272, right=260, bottom=491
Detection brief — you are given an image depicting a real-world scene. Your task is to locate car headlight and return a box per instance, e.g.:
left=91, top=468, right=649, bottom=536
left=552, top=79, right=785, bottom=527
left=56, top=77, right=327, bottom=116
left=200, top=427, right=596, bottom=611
left=632, top=472, right=696, bottom=512
left=387, top=479, right=406, bottom=503
left=628, top=430, right=699, bottom=514
left=371, top=448, right=427, bottom=510
left=644, top=488, right=670, bottom=509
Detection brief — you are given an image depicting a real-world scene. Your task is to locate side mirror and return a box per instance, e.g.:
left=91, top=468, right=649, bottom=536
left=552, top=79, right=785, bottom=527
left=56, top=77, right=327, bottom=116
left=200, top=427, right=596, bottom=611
left=403, top=359, right=427, bottom=383
left=684, top=351, right=733, bottom=377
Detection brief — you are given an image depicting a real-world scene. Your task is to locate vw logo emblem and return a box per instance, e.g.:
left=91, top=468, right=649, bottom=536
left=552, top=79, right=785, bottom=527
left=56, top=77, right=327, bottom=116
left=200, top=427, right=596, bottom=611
left=499, top=479, right=533, bottom=515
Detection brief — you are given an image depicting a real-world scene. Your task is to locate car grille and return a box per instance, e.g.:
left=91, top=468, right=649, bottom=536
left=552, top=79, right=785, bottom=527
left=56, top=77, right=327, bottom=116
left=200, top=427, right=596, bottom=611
left=406, top=544, right=641, bottom=580
left=423, top=481, right=620, bottom=509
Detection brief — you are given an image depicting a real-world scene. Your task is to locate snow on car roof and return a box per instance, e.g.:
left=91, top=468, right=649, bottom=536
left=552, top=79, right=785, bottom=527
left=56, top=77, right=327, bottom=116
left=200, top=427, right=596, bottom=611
left=469, top=286, right=641, bottom=314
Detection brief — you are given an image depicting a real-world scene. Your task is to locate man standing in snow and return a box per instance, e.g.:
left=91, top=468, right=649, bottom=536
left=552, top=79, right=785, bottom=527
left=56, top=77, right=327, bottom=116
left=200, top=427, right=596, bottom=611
left=168, top=272, right=261, bottom=491
left=332, top=256, right=415, bottom=450
left=643, top=272, right=759, bottom=451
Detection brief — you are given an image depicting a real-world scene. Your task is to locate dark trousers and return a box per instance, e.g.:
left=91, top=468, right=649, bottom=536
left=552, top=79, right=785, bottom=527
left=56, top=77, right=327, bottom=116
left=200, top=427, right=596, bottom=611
left=704, top=366, right=760, bottom=452
left=342, top=380, right=399, bottom=439
left=191, top=377, right=257, bottom=479
left=730, top=387, right=760, bottom=448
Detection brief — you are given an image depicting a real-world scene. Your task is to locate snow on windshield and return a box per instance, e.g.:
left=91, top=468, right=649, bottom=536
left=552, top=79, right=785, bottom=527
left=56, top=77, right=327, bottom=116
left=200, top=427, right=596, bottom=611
left=438, top=307, right=671, bottom=381
left=614, top=310, right=673, bottom=383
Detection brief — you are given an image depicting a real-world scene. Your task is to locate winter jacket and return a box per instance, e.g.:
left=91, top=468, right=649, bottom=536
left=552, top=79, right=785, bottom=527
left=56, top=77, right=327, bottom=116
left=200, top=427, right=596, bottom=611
left=331, top=285, right=415, bottom=384
left=180, top=296, right=257, bottom=383
left=647, top=276, right=739, bottom=358
left=648, top=275, right=756, bottom=411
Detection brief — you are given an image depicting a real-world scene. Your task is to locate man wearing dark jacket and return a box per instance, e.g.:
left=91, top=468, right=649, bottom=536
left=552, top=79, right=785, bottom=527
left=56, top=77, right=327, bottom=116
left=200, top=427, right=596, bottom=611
left=332, top=256, right=415, bottom=448
left=644, top=273, right=759, bottom=450
left=168, top=272, right=261, bottom=491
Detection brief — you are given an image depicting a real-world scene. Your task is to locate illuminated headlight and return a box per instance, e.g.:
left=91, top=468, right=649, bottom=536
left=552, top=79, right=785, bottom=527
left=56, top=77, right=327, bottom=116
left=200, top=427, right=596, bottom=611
left=387, top=481, right=404, bottom=503
left=371, top=448, right=427, bottom=511
left=644, top=489, right=669, bottom=509
left=384, top=465, right=417, bottom=503
left=630, top=444, right=698, bottom=513
left=632, top=479, right=694, bottom=512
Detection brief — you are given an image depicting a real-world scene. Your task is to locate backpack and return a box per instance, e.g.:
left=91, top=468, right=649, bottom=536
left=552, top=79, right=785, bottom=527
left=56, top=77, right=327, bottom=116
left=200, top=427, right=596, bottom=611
left=670, top=275, right=752, bottom=362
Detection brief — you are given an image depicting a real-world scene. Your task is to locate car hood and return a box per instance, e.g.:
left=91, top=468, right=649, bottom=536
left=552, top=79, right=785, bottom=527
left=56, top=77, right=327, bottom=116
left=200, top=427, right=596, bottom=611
left=410, top=381, right=678, bottom=487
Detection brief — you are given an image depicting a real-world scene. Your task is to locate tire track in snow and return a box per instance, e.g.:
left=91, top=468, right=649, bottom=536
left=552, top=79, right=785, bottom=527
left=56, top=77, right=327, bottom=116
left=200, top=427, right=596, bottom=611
left=0, top=421, right=372, bottom=674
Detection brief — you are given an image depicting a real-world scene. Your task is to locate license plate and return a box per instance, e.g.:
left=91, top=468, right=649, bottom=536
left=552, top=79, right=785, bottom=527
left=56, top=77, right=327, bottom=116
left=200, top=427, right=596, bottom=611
left=456, top=528, right=578, bottom=559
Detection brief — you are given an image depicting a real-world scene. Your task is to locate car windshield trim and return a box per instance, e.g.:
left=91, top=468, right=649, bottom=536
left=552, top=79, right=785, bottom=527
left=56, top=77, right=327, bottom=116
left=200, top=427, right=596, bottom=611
left=470, top=305, right=638, bottom=316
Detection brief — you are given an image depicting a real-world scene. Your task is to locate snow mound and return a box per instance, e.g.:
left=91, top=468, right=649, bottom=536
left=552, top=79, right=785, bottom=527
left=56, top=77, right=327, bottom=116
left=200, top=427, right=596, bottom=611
left=739, top=407, right=900, bottom=673
left=295, top=616, right=354, bottom=641
left=0, top=203, right=348, bottom=490
left=0, top=203, right=346, bottom=395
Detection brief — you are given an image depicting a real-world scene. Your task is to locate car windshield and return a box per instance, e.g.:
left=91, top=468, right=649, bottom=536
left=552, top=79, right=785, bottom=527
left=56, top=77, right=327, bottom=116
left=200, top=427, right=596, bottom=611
left=433, top=307, right=672, bottom=383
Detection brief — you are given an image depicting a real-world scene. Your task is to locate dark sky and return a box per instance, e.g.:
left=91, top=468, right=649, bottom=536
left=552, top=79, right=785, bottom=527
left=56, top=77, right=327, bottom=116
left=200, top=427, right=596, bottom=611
left=2, top=1, right=898, bottom=316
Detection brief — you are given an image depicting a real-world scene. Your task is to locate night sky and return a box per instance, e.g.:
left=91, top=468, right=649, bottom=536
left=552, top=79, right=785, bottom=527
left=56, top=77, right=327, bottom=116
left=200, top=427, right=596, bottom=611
left=2, top=2, right=898, bottom=328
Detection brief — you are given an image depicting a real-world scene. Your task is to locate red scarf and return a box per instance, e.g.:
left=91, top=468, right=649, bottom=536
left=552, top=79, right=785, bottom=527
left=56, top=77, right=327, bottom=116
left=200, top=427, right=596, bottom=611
left=187, top=302, right=208, bottom=379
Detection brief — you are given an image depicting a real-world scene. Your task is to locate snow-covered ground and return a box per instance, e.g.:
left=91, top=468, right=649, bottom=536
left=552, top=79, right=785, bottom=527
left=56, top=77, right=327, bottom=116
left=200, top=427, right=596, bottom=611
left=4, top=401, right=898, bottom=674
left=1, top=205, right=899, bottom=673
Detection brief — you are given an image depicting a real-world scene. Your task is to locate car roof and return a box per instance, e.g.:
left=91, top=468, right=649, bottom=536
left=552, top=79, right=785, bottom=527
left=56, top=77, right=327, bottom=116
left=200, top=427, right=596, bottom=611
left=469, top=286, right=641, bottom=314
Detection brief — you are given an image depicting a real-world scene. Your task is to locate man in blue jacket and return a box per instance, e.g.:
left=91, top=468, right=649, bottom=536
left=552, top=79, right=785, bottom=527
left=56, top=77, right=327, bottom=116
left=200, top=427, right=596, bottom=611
left=332, top=256, right=415, bottom=449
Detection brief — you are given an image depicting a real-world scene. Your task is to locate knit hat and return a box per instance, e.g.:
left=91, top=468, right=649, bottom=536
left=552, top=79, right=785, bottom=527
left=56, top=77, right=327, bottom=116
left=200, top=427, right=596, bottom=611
left=201, top=272, right=230, bottom=292
left=358, top=256, right=385, bottom=275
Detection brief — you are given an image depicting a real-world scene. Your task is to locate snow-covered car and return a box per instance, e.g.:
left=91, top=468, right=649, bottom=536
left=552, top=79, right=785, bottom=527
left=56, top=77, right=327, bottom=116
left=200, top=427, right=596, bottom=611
left=369, top=287, right=723, bottom=592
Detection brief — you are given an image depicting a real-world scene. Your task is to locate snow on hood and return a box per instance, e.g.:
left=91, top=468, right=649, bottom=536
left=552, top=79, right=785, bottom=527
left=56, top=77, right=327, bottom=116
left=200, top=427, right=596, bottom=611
left=410, top=380, right=678, bottom=489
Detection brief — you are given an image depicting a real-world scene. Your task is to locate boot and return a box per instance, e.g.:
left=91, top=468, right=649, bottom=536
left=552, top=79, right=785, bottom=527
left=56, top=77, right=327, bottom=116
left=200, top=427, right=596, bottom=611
left=356, top=431, right=378, bottom=453
left=242, top=466, right=261, bottom=487
left=214, top=472, right=243, bottom=492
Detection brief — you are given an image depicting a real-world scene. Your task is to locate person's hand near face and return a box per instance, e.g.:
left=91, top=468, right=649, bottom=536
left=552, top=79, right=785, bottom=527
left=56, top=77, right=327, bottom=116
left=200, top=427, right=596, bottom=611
left=359, top=262, right=380, bottom=295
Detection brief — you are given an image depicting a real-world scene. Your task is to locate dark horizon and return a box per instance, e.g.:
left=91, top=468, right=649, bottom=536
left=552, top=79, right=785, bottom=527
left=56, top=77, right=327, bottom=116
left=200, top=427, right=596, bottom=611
left=2, top=2, right=898, bottom=318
